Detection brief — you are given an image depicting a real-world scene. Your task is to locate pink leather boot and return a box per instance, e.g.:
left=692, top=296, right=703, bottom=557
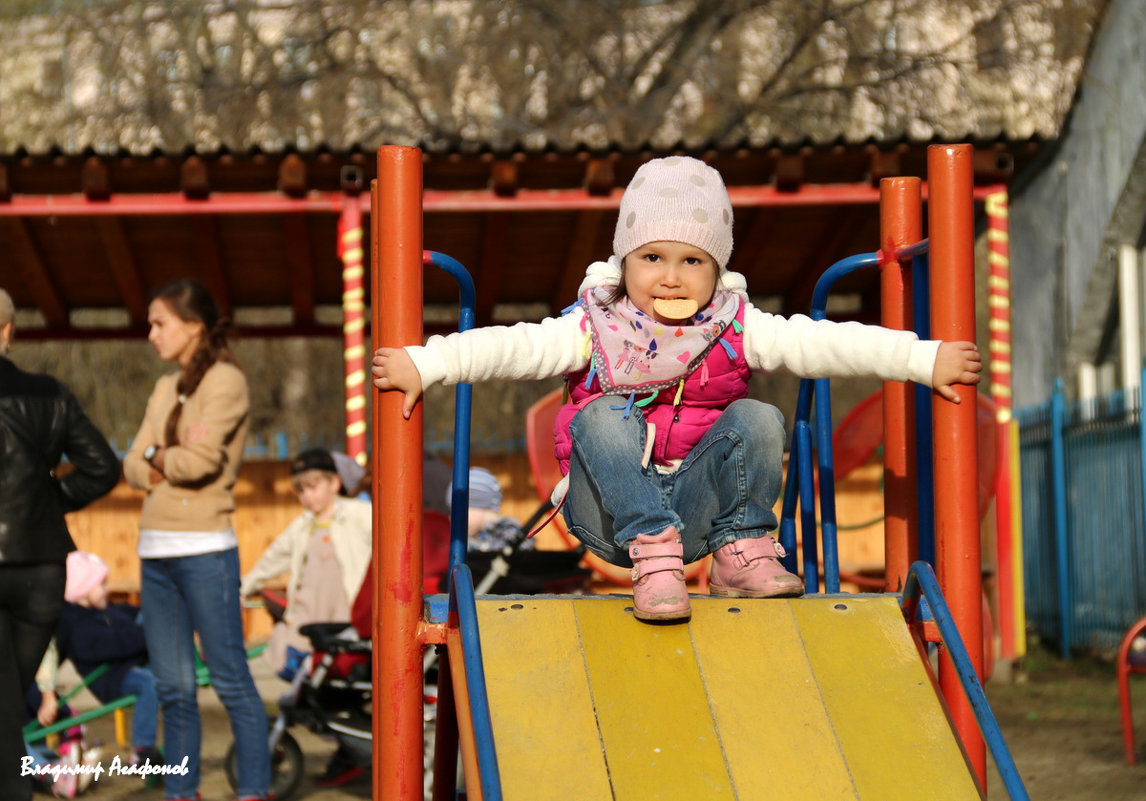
left=628, top=527, right=691, bottom=622
left=708, top=535, right=804, bottom=598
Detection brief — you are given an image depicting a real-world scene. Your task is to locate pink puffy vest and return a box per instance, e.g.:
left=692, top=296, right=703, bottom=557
left=553, top=301, right=750, bottom=473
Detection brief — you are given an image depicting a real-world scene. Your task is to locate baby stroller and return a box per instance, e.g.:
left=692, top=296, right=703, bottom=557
left=226, top=508, right=592, bottom=800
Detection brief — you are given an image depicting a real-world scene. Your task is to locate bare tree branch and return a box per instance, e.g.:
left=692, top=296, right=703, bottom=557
left=0, top=0, right=1109, bottom=155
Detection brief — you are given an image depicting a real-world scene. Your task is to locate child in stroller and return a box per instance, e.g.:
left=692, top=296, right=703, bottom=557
left=228, top=490, right=592, bottom=800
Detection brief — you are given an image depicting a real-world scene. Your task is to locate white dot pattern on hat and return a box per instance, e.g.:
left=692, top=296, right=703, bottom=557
left=613, top=156, right=734, bottom=270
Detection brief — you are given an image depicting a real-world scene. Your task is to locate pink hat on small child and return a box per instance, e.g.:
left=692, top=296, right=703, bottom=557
left=65, top=551, right=109, bottom=603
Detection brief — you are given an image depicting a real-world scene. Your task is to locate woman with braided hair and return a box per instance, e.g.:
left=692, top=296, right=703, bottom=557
left=124, top=279, right=270, bottom=801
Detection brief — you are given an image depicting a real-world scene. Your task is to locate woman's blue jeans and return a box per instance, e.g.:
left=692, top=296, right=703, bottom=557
left=121, top=666, right=158, bottom=750
left=141, top=549, right=270, bottom=800
left=563, top=397, right=786, bottom=566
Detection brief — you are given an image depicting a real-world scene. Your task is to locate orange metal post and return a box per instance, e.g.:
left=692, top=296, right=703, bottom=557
left=879, top=177, right=921, bottom=592
left=927, top=144, right=986, bottom=781
left=373, top=146, right=426, bottom=801
left=339, top=193, right=368, bottom=466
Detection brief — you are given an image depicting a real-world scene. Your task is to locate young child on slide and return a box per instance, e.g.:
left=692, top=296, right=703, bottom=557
left=372, top=156, right=980, bottom=624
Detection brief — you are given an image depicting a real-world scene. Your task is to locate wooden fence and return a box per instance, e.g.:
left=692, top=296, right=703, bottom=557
left=66, top=451, right=889, bottom=642
left=65, top=454, right=546, bottom=642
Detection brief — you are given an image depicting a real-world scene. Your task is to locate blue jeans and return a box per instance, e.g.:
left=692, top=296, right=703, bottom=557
left=141, top=549, right=270, bottom=800
left=122, top=666, right=158, bottom=750
left=563, top=397, right=786, bottom=566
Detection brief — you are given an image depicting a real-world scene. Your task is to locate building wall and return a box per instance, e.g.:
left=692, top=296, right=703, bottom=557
left=1010, top=0, right=1146, bottom=407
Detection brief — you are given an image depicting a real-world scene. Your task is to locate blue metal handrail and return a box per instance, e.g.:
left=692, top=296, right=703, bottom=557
left=911, top=245, right=936, bottom=564
left=425, top=251, right=505, bottom=799
left=780, top=251, right=879, bottom=590
left=424, top=250, right=477, bottom=573
left=780, top=244, right=936, bottom=592
left=901, top=561, right=1030, bottom=800
left=448, top=563, right=503, bottom=800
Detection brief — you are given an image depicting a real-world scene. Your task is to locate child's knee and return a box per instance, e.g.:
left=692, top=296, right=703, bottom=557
left=573, top=396, right=619, bottom=426
left=570, top=396, right=644, bottom=444
left=726, top=399, right=785, bottom=445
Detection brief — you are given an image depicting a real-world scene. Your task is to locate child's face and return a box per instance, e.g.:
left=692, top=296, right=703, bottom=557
left=293, top=471, right=343, bottom=518
left=622, top=241, right=719, bottom=324
left=79, top=581, right=109, bottom=611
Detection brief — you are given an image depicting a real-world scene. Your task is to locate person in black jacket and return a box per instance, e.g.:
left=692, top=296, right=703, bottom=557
left=0, top=288, right=120, bottom=801
left=57, top=551, right=162, bottom=767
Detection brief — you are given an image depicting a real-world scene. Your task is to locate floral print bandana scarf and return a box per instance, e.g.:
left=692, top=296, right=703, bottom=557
left=582, top=286, right=739, bottom=394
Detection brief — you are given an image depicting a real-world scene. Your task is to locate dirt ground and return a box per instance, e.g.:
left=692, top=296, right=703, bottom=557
left=983, top=642, right=1146, bottom=800
left=39, top=640, right=1146, bottom=801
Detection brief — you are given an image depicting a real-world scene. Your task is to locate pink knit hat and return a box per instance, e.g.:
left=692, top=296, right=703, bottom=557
left=65, top=551, right=109, bottom=603
left=613, top=156, right=735, bottom=270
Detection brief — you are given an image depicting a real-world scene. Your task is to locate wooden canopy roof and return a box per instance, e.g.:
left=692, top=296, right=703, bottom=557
left=0, top=141, right=1029, bottom=340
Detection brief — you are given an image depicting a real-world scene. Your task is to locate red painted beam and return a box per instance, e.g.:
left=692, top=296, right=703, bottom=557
left=0, top=192, right=346, bottom=215
left=0, top=183, right=1008, bottom=216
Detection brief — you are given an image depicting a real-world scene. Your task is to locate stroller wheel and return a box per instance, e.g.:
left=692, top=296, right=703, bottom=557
left=224, top=728, right=304, bottom=801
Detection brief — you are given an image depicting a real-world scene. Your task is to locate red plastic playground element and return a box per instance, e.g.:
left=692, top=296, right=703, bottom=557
left=1118, top=615, right=1146, bottom=764
left=832, top=390, right=1000, bottom=519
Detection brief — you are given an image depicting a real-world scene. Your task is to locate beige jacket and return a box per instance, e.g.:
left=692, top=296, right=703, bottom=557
left=124, top=362, right=249, bottom=532
left=239, top=497, right=373, bottom=615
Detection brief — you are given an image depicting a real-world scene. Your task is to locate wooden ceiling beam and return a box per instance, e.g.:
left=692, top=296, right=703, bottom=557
left=95, top=217, right=148, bottom=325
left=772, top=150, right=806, bottom=193
left=553, top=209, right=606, bottom=312
left=81, top=157, right=111, bottom=200
left=783, top=209, right=867, bottom=316
left=584, top=157, right=616, bottom=196
left=549, top=157, right=615, bottom=312
left=728, top=206, right=777, bottom=285
left=189, top=217, right=232, bottom=318
left=278, top=154, right=307, bottom=198
left=2, top=218, right=68, bottom=327
left=181, top=156, right=210, bottom=199
left=866, top=144, right=908, bottom=185
left=284, top=215, right=315, bottom=325
left=474, top=213, right=510, bottom=326
left=490, top=159, right=519, bottom=197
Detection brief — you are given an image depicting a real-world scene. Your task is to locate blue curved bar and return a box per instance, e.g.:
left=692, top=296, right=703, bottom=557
left=782, top=253, right=878, bottom=591
left=902, top=562, right=1029, bottom=801
left=778, top=379, right=812, bottom=574
left=425, top=250, right=477, bottom=572
left=809, top=252, right=880, bottom=322
left=795, top=421, right=818, bottom=593
left=911, top=250, right=936, bottom=564
left=809, top=253, right=879, bottom=593
left=814, top=375, right=840, bottom=593
left=899, top=238, right=930, bottom=260
left=449, top=563, right=503, bottom=800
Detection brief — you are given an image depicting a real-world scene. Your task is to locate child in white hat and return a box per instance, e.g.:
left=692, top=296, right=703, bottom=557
left=373, top=156, right=980, bottom=623
left=446, top=467, right=534, bottom=553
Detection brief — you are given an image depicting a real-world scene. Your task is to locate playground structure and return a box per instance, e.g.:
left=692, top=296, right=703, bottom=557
left=369, top=144, right=1028, bottom=799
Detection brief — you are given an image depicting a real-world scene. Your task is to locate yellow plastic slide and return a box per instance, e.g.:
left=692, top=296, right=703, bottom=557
left=475, top=595, right=981, bottom=800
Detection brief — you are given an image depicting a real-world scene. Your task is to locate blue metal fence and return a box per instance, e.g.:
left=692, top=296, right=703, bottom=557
left=1017, top=381, right=1146, bottom=655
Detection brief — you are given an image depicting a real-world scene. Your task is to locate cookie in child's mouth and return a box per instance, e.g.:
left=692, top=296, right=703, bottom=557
left=652, top=298, right=699, bottom=319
